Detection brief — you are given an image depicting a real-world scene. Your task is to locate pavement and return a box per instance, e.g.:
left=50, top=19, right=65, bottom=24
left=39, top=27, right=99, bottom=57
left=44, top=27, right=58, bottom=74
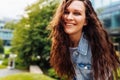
left=30, top=65, right=43, bottom=74
left=0, top=65, right=43, bottom=78
left=0, top=68, right=24, bottom=77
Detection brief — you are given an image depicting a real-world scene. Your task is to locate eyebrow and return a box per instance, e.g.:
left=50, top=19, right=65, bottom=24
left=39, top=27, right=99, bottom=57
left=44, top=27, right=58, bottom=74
left=74, top=9, right=83, bottom=12
left=65, top=8, right=83, bottom=13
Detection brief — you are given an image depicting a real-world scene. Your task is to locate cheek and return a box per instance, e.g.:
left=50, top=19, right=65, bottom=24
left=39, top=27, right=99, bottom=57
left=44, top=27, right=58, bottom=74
left=77, top=17, right=86, bottom=23
left=62, top=15, right=67, bottom=21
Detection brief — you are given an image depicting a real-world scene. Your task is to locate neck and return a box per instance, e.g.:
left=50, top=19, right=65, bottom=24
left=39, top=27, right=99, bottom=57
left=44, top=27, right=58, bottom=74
left=69, top=33, right=82, bottom=47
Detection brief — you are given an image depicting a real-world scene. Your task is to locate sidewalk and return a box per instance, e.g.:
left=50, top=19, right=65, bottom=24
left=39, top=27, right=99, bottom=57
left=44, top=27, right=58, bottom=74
left=0, top=68, right=24, bottom=77
left=0, top=65, right=43, bottom=77
left=29, top=65, right=43, bottom=74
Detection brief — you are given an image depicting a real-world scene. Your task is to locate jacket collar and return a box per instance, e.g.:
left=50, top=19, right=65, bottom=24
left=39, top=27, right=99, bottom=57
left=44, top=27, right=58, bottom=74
left=77, top=33, right=89, bottom=55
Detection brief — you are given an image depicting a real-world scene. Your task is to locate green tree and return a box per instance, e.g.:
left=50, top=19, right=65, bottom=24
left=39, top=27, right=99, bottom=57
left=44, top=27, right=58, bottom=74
left=0, top=39, right=4, bottom=54
left=4, top=21, right=17, bottom=30
left=11, top=0, right=59, bottom=70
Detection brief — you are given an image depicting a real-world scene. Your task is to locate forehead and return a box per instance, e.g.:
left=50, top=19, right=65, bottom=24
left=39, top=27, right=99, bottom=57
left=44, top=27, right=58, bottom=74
left=66, top=0, right=85, bottom=11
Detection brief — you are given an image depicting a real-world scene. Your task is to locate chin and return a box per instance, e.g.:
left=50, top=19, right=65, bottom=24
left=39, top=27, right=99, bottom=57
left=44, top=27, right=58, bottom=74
left=65, top=31, right=74, bottom=35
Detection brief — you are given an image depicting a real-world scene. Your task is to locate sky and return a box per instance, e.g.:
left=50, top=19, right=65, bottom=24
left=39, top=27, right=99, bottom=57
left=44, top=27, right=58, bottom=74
left=0, top=0, right=37, bottom=19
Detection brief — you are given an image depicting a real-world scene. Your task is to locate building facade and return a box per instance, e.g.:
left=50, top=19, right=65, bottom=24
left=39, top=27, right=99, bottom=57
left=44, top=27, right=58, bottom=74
left=0, top=20, right=13, bottom=46
left=91, top=0, right=120, bottom=34
left=91, top=0, right=120, bottom=52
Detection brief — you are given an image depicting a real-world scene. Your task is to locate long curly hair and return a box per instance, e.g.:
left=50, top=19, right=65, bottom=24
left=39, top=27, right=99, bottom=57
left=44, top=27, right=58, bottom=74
left=49, top=0, right=120, bottom=80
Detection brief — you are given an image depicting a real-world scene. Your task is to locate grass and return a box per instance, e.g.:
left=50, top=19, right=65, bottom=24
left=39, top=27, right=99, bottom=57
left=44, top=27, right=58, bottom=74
left=0, top=65, right=7, bottom=69
left=0, top=73, right=55, bottom=80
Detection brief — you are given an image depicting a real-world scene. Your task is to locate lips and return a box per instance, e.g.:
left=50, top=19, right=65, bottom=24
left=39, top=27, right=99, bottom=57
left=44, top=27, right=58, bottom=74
left=65, top=21, right=76, bottom=26
left=65, top=23, right=76, bottom=27
left=66, top=23, right=74, bottom=26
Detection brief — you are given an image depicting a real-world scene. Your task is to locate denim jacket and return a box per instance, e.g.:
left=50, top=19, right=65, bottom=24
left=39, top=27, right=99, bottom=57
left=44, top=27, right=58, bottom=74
left=69, top=33, right=93, bottom=80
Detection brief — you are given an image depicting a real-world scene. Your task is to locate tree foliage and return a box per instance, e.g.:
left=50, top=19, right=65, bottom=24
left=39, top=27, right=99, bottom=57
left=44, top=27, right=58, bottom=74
left=4, top=21, right=17, bottom=30
left=11, top=0, right=59, bottom=70
left=0, top=39, right=4, bottom=54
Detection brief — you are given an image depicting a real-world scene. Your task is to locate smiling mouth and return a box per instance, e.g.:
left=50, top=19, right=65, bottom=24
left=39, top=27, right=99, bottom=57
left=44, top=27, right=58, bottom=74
left=66, top=23, right=74, bottom=26
left=65, top=23, right=76, bottom=27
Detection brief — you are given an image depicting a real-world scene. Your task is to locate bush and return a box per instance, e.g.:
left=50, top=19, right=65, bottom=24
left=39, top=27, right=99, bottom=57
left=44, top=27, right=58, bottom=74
left=2, top=58, right=8, bottom=66
left=15, top=57, right=28, bottom=70
left=48, top=68, right=59, bottom=79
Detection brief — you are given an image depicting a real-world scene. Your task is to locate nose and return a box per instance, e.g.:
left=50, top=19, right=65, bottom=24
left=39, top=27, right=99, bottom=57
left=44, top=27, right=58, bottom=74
left=66, top=13, right=74, bottom=20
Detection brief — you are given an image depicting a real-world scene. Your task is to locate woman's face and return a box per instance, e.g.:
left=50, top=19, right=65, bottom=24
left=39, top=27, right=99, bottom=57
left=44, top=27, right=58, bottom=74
left=63, top=0, right=87, bottom=36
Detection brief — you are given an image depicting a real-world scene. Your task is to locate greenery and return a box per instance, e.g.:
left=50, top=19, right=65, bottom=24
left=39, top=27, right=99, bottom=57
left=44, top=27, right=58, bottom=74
left=3, top=0, right=60, bottom=79
left=2, top=58, right=8, bottom=66
left=4, top=21, right=17, bottom=30
left=114, top=67, right=120, bottom=80
left=4, top=46, right=11, bottom=54
left=0, top=54, right=5, bottom=60
left=48, top=68, right=59, bottom=79
left=0, top=39, right=4, bottom=54
left=0, top=73, right=55, bottom=80
left=4, top=0, right=59, bottom=71
left=0, top=65, right=6, bottom=69
left=15, top=57, right=28, bottom=70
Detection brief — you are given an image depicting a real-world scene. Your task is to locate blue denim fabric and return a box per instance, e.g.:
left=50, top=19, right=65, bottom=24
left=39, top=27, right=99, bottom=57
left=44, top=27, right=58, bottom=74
left=69, top=33, right=93, bottom=80
left=77, top=33, right=89, bottom=56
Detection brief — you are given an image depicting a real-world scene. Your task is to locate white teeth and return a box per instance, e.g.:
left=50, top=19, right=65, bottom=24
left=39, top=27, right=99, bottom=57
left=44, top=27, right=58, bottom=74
left=66, top=23, right=74, bottom=26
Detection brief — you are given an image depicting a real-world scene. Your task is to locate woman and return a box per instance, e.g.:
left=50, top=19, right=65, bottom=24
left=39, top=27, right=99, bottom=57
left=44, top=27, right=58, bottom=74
left=49, top=0, right=120, bottom=80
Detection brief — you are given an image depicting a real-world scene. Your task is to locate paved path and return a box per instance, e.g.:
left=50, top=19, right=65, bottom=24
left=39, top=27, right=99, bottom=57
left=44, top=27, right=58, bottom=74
left=30, top=65, right=43, bottom=74
left=0, top=65, right=42, bottom=78
left=0, top=68, right=24, bottom=77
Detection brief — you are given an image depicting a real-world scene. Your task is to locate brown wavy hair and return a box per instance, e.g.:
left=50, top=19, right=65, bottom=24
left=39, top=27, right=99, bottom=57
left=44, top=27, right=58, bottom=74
left=49, top=0, right=120, bottom=80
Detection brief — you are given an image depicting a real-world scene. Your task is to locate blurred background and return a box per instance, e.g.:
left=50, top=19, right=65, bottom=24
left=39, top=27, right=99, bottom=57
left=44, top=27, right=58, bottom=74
left=0, top=0, right=120, bottom=80
left=92, top=0, right=120, bottom=53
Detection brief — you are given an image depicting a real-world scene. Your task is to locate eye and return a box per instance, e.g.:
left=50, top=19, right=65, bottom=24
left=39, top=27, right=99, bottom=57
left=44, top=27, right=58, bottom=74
left=73, top=12, right=81, bottom=16
left=64, top=10, right=69, bottom=15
